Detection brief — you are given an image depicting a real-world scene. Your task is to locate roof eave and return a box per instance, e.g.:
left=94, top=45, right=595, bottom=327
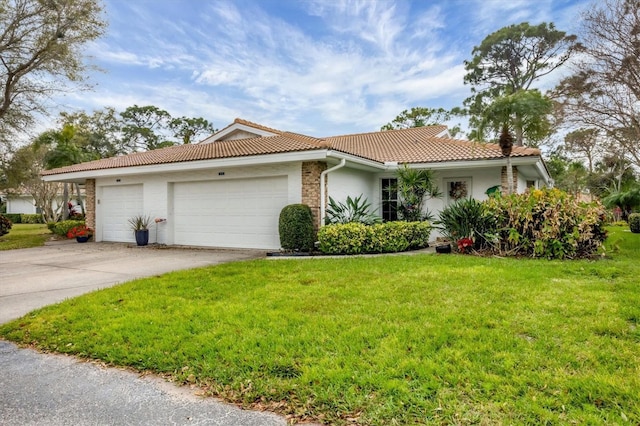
left=396, top=155, right=543, bottom=170
left=41, top=150, right=331, bottom=182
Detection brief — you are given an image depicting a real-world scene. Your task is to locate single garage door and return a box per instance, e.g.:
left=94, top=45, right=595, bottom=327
left=101, top=184, right=143, bottom=242
left=173, top=176, right=288, bottom=249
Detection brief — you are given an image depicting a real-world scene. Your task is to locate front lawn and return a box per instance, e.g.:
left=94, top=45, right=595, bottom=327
left=1, top=227, right=638, bottom=424
left=0, top=223, right=51, bottom=250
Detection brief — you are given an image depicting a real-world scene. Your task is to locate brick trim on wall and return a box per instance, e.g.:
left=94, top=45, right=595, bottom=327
left=301, top=161, right=327, bottom=230
left=85, top=179, right=96, bottom=229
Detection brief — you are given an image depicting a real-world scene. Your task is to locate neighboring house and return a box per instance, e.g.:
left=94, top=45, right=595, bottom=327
left=3, top=193, right=40, bottom=215
left=1, top=191, right=85, bottom=216
left=41, top=118, right=551, bottom=249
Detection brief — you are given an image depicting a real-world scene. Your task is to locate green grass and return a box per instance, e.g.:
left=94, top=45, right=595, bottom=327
left=1, top=227, right=639, bottom=424
left=0, top=223, right=51, bottom=250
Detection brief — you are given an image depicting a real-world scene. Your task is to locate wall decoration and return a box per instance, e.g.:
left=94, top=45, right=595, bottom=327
left=449, top=180, right=468, bottom=200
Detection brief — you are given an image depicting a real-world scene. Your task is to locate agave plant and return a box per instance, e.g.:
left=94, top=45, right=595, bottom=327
left=325, top=194, right=382, bottom=225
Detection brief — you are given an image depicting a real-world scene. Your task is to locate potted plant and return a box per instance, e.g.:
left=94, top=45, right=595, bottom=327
left=128, top=215, right=152, bottom=246
left=67, top=225, right=93, bottom=243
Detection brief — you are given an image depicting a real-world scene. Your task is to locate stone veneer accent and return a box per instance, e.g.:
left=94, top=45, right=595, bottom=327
left=85, top=179, right=96, bottom=230
left=501, top=166, right=518, bottom=193
left=301, top=161, right=327, bottom=230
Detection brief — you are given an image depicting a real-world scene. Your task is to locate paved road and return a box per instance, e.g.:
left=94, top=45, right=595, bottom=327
left=0, top=340, right=285, bottom=426
left=0, top=241, right=289, bottom=426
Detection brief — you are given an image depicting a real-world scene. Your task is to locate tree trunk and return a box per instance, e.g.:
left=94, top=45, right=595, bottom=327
left=62, top=183, right=69, bottom=220
left=506, top=155, right=514, bottom=194
left=74, top=183, right=85, bottom=215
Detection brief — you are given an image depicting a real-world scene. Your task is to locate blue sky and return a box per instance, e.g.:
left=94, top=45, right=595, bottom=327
left=55, top=0, right=590, bottom=138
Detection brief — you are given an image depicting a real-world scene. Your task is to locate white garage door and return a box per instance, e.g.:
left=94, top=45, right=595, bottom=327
left=173, top=176, right=288, bottom=249
left=101, top=184, right=143, bottom=242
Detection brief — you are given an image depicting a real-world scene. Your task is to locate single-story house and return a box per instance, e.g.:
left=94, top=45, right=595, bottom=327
left=41, top=118, right=551, bottom=249
left=1, top=191, right=84, bottom=216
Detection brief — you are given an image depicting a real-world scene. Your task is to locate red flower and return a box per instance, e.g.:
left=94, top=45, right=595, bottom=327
left=457, top=237, right=474, bottom=253
left=67, top=225, right=93, bottom=239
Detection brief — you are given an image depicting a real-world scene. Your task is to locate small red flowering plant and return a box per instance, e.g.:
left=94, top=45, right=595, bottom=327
left=457, top=237, right=474, bottom=253
left=67, top=225, right=93, bottom=239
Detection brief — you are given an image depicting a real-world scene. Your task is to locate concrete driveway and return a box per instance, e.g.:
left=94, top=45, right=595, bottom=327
left=0, top=240, right=263, bottom=324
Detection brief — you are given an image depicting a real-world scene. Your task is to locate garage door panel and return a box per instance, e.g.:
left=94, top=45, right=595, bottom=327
left=101, top=184, right=143, bottom=242
left=173, top=177, right=287, bottom=249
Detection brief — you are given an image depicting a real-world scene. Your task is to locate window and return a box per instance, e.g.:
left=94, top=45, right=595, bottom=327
left=526, top=180, right=536, bottom=189
left=381, top=178, right=398, bottom=221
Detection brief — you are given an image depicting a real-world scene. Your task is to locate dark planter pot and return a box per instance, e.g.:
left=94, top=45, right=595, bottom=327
left=76, top=236, right=90, bottom=243
left=436, top=243, right=451, bottom=254
left=135, top=229, right=149, bottom=246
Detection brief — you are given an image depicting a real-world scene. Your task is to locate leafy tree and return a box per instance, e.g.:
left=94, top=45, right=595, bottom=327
left=120, top=105, right=173, bottom=151
left=564, top=128, right=601, bottom=173
left=464, top=22, right=578, bottom=146
left=1, top=143, right=63, bottom=222
left=59, top=108, right=127, bottom=157
left=169, top=117, right=216, bottom=144
left=554, top=0, right=640, bottom=168
left=0, top=0, right=106, bottom=139
left=34, top=125, right=91, bottom=219
left=381, top=107, right=462, bottom=136
left=477, top=90, right=553, bottom=193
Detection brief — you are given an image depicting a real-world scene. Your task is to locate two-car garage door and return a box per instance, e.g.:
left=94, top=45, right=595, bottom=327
left=173, top=176, right=288, bottom=249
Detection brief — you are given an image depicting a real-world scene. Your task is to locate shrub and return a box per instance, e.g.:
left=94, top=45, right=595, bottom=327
left=4, top=213, right=21, bottom=223
left=630, top=213, right=640, bottom=233
left=20, top=214, right=44, bottom=224
left=279, top=204, right=315, bottom=251
left=437, top=198, right=496, bottom=249
left=51, top=220, right=85, bottom=237
left=0, top=214, right=12, bottom=237
left=484, top=188, right=607, bottom=259
left=325, top=194, right=381, bottom=225
left=318, top=221, right=431, bottom=255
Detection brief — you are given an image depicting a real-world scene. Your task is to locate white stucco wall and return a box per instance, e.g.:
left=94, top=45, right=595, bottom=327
left=327, top=167, right=377, bottom=210
left=6, top=196, right=37, bottom=214
left=94, top=162, right=302, bottom=245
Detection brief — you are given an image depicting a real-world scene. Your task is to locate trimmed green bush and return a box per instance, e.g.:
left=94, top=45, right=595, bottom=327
left=0, top=214, right=12, bottom=236
left=629, top=213, right=640, bottom=233
left=279, top=204, right=315, bottom=251
left=20, top=214, right=44, bottom=224
left=318, top=221, right=431, bottom=255
left=484, top=188, right=607, bottom=259
left=51, top=220, right=85, bottom=238
left=4, top=213, right=21, bottom=223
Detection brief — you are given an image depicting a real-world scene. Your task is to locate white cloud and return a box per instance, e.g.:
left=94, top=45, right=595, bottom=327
left=45, top=0, right=591, bottom=137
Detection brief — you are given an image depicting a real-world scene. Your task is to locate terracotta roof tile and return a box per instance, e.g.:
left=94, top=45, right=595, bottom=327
left=41, top=120, right=541, bottom=176
left=328, top=127, right=540, bottom=163
left=41, top=134, right=320, bottom=175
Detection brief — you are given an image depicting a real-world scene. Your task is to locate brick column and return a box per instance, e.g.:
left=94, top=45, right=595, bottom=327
left=301, top=161, right=327, bottom=230
left=501, top=166, right=518, bottom=193
left=85, top=179, right=96, bottom=229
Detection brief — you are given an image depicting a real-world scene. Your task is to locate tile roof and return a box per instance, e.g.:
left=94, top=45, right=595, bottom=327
left=327, top=126, right=540, bottom=163
left=41, top=120, right=541, bottom=176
